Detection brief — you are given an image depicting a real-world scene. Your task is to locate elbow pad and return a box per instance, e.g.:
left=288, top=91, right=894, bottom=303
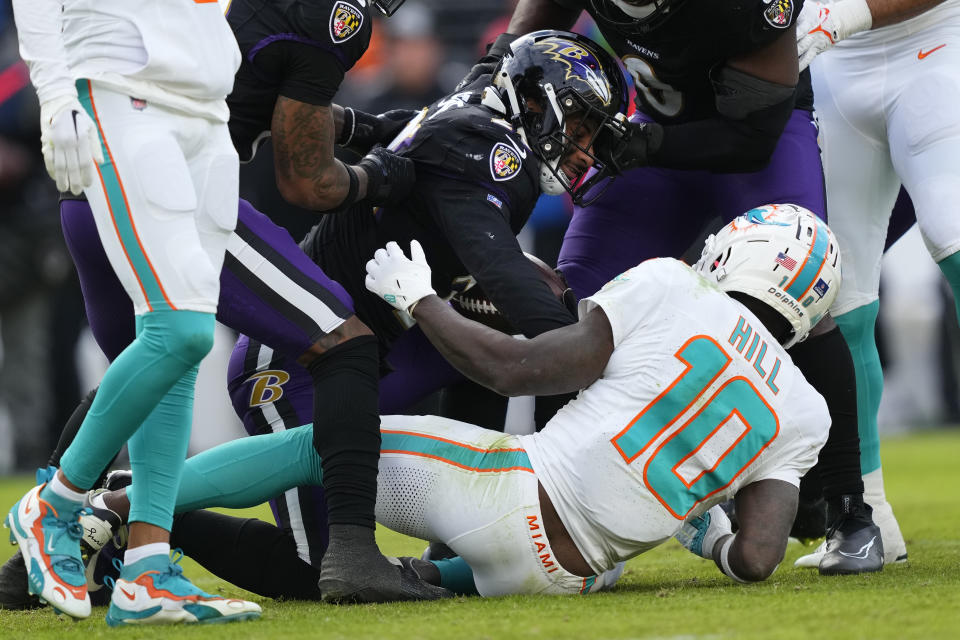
left=713, top=67, right=796, bottom=168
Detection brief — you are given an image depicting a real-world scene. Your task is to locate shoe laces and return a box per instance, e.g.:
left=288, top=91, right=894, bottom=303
left=152, top=550, right=212, bottom=598
left=42, top=507, right=90, bottom=575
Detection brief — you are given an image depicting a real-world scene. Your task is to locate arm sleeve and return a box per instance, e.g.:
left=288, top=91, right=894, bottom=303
left=431, top=179, right=577, bottom=338
left=252, top=40, right=346, bottom=106
left=11, top=0, right=77, bottom=104
left=649, top=92, right=795, bottom=172
left=578, top=261, right=670, bottom=348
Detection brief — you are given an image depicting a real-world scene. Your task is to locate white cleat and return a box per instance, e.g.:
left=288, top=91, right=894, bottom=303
left=863, top=468, right=907, bottom=564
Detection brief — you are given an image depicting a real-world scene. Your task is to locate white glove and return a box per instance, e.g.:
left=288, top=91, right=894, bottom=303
left=365, top=240, right=437, bottom=314
left=674, top=504, right=733, bottom=560
left=40, top=95, right=105, bottom=195
left=796, top=0, right=873, bottom=71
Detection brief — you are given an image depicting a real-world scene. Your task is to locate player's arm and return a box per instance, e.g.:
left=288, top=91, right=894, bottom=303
left=719, top=480, right=798, bottom=581
left=11, top=0, right=104, bottom=194
left=675, top=480, right=797, bottom=582
left=615, top=25, right=799, bottom=173
left=365, top=241, right=613, bottom=396
left=259, top=42, right=414, bottom=212
left=435, top=190, right=576, bottom=337
left=796, top=0, right=946, bottom=69
left=507, top=0, right=581, bottom=33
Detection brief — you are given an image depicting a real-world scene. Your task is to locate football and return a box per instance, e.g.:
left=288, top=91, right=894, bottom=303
left=450, top=253, right=568, bottom=334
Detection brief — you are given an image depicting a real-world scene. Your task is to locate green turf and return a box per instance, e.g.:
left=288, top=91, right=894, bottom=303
left=2, top=430, right=959, bottom=639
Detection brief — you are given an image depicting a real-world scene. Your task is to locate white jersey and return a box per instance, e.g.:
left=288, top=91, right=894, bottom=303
left=520, top=259, right=831, bottom=574
left=13, top=0, right=240, bottom=122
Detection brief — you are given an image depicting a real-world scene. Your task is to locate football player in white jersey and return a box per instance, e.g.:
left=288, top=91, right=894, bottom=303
left=77, top=204, right=850, bottom=595
left=6, top=0, right=260, bottom=625
left=793, top=0, right=958, bottom=568
left=356, top=203, right=846, bottom=591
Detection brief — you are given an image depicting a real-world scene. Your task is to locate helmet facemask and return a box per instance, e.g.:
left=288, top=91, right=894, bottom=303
left=491, top=31, right=630, bottom=206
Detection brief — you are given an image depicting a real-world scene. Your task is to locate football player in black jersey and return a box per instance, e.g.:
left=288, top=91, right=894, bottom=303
left=461, top=0, right=885, bottom=574
left=226, top=0, right=415, bottom=211
left=0, top=31, right=631, bottom=605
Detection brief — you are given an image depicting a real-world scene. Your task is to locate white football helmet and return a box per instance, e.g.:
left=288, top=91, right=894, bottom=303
left=694, top=204, right=841, bottom=349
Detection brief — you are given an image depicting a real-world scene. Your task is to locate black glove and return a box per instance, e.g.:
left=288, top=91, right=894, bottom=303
left=596, top=120, right=664, bottom=174
left=455, top=32, right=519, bottom=92
left=356, top=146, right=416, bottom=207
left=339, top=107, right=418, bottom=156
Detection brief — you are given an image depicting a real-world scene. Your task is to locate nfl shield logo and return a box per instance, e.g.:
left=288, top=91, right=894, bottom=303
left=764, top=0, right=794, bottom=28
left=490, top=142, right=522, bottom=181
left=330, top=1, right=364, bottom=43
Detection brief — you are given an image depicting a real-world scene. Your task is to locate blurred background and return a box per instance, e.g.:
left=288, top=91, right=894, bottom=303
left=0, top=0, right=955, bottom=475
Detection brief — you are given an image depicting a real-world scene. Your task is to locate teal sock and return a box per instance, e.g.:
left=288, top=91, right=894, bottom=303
left=126, top=365, right=198, bottom=530
left=175, top=424, right=322, bottom=512
left=60, top=310, right=215, bottom=489
left=834, top=302, right=883, bottom=475
left=429, top=557, right=479, bottom=596
left=937, top=251, right=960, bottom=322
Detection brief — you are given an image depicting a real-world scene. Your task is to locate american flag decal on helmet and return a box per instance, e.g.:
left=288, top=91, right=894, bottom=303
left=775, top=251, right=797, bottom=271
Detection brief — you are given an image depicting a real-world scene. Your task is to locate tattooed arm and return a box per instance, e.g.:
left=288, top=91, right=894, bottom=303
left=271, top=96, right=369, bottom=211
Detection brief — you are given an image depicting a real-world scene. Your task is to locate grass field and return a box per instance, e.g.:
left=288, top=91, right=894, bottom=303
left=1, top=429, right=959, bottom=639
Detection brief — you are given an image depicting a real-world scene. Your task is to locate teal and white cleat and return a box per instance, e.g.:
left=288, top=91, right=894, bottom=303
left=4, top=484, right=90, bottom=619
left=105, top=551, right=261, bottom=626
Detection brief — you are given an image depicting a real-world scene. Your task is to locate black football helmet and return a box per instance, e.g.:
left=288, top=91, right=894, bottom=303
left=588, top=0, right=686, bottom=35
left=373, top=0, right=406, bottom=17
left=484, top=30, right=629, bottom=205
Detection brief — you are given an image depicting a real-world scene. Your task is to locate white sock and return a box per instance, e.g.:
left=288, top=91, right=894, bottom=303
left=46, top=472, right=86, bottom=504
left=124, top=542, right=170, bottom=567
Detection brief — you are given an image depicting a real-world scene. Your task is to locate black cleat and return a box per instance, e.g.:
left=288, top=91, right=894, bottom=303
left=0, top=550, right=41, bottom=610
left=817, top=497, right=884, bottom=575
left=318, top=525, right=453, bottom=604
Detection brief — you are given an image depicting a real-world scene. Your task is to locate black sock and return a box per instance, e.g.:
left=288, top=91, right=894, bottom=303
left=306, top=335, right=380, bottom=528
left=46, top=387, right=115, bottom=488
left=789, top=327, right=865, bottom=500
left=170, top=510, right=321, bottom=600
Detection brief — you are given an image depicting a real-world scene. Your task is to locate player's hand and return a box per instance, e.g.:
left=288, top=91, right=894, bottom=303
left=40, top=96, right=104, bottom=195
left=674, top=504, right=733, bottom=560
left=365, top=240, right=437, bottom=313
left=595, top=120, right=663, bottom=174
left=357, top=146, right=416, bottom=207
left=796, top=0, right=873, bottom=71
left=341, top=108, right=418, bottom=156
left=455, top=32, right=519, bottom=92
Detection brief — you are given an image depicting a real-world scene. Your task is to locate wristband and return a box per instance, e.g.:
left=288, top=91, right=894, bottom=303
left=718, top=536, right=750, bottom=583
left=342, top=164, right=360, bottom=207
left=338, top=107, right=357, bottom=146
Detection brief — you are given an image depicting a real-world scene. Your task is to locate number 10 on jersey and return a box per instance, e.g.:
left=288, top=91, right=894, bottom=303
left=611, top=336, right=780, bottom=519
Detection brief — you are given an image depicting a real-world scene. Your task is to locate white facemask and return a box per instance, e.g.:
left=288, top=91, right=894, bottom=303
left=609, top=0, right=658, bottom=19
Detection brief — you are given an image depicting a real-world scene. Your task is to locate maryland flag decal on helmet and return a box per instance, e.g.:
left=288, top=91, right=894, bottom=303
left=330, top=1, right=364, bottom=42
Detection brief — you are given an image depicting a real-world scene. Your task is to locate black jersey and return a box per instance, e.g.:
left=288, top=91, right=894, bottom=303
left=556, top=0, right=813, bottom=123
left=300, top=82, right=576, bottom=352
left=226, top=0, right=373, bottom=161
